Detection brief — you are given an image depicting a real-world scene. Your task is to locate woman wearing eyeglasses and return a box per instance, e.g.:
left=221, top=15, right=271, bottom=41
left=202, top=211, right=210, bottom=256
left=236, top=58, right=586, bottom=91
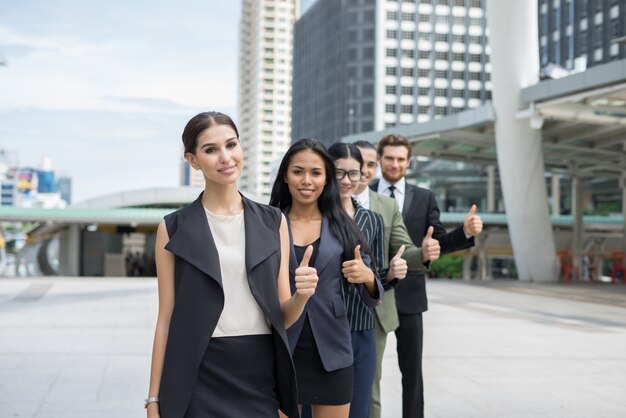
left=270, top=138, right=384, bottom=418
left=327, top=142, right=407, bottom=418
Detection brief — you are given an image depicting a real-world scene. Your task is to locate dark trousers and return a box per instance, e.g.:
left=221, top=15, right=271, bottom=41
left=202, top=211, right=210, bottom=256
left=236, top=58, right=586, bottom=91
left=301, top=328, right=376, bottom=418
left=395, top=313, right=424, bottom=418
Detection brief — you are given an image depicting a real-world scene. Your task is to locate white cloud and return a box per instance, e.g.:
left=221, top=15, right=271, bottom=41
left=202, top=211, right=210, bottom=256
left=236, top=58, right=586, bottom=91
left=0, top=1, right=242, bottom=202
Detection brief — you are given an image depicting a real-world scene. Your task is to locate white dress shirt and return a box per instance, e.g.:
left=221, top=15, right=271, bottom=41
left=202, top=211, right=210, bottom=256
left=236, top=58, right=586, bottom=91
left=355, top=187, right=371, bottom=210
left=377, top=176, right=406, bottom=212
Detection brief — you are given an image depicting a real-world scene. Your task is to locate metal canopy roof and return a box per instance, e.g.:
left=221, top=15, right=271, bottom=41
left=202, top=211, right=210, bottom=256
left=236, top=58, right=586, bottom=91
left=342, top=58, right=626, bottom=180
left=0, top=207, right=175, bottom=225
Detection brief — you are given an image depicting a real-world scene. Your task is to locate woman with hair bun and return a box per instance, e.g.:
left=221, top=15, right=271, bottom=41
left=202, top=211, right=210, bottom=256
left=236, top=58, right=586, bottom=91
left=146, top=112, right=315, bottom=418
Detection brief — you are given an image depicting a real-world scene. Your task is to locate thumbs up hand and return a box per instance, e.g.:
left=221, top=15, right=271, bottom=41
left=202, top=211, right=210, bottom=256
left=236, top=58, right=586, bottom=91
left=463, top=204, right=483, bottom=237
left=342, top=245, right=375, bottom=284
left=421, top=226, right=440, bottom=262
left=387, top=245, right=408, bottom=280
left=294, top=245, right=318, bottom=298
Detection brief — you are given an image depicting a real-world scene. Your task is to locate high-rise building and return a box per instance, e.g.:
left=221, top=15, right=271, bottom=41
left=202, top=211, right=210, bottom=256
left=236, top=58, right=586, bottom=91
left=56, top=176, right=72, bottom=205
left=292, top=0, right=492, bottom=146
left=180, top=157, right=205, bottom=187
left=538, top=0, right=625, bottom=71
left=238, top=0, right=300, bottom=196
left=37, top=155, right=55, bottom=193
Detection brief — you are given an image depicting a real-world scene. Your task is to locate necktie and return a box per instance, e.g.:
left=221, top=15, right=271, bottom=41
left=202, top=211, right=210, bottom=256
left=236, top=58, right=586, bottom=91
left=388, top=185, right=396, bottom=199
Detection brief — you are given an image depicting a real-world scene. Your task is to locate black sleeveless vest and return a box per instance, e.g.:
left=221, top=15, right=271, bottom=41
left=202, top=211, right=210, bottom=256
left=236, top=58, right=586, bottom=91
left=158, top=193, right=298, bottom=418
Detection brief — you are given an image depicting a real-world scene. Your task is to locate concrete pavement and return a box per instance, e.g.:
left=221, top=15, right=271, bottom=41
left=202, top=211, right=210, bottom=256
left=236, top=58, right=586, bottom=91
left=1, top=277, right=625, bottom=417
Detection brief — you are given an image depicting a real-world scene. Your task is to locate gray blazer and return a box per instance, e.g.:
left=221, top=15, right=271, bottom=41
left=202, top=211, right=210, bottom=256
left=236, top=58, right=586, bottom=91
left=285, top=214, right=384, bottom=372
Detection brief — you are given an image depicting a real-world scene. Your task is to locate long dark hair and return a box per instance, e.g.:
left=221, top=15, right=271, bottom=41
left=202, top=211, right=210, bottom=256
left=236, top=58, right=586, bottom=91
left=269, top=138, right=365, bottom=261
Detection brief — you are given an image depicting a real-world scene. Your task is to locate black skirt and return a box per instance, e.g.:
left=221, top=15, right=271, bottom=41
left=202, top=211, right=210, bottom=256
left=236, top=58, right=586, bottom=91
left=184, top=334, right=279, bottom=418
left=292, top=316, right=354, bottom=405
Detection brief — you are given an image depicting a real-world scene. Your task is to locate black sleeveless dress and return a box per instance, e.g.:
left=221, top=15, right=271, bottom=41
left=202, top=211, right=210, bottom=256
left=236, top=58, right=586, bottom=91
left=293, top=239, right=354, bottom=405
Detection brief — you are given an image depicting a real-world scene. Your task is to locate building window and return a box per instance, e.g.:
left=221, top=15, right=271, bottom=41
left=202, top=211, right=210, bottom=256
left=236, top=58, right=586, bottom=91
left=386, top=67, right=398, bottom=76
left=452, top=89, right=464, bottom=97
left=401, top=104, right=414, bottom=114
left=401, top=67, right=414, bottom=77
left=418, top=106, right=430, bottom=114
left=435, top=88, right=447, bottom=97
left=401, top=86, right=414, bottom=95
left=402, top=49, right=415, bottom=58
left=402, top=31, right=414, bottom=40
left=402, top=12, right=416, bottom=21
left=387, top=48, right=398, bottom=57
left=386, top=29, right=398, bottom=39
left=387, top=11, right=399, bottom=20
left=418, top=50, right=431, bottom=59
left=363, top=47, right=375, bottom=59
left=435, top=70, right=447, bottom=78
left=385, top=104, right=397, bottom=113
left=418, top=87, right=430, bottom=96
left=418, top=68, right=431, bottom=77
left=386, top=85, right=397, bottom=94
left=435, top=51, right=448, bottom=60
left=435, top=106, right=448, bottom=116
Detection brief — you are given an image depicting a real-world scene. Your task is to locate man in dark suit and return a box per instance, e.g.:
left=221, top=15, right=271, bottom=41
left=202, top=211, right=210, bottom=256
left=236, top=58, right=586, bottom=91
left=370, top=133, right=483, bottom=418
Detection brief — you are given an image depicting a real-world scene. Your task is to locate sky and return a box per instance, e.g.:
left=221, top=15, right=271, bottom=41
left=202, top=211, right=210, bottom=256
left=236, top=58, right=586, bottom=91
left=0, top=0, right=242, bottom=203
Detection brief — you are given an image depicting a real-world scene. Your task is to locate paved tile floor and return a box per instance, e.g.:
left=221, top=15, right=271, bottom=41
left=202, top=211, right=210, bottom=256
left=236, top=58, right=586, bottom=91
left=1, top=277, right=625, bottom=417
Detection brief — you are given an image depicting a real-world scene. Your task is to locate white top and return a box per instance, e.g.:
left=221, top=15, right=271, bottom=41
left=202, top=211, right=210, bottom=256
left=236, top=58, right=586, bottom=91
left=377, top=176, right=406, bottom=212
left=355, top=187, right=370, bottom=209
left=204, top=207, right=271, bottom=337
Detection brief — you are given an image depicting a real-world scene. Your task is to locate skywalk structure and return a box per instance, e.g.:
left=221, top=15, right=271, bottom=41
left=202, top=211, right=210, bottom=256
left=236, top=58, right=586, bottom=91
left=340, top=0, right=625, bottom=282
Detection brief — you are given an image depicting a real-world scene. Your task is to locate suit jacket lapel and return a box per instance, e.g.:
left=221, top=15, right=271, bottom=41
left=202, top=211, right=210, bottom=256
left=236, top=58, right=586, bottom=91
left=164, top=193, right=223, bottom=287
left=314, top=216, right=342, bottom=276
left=242, top=196, right=279, bottom=274
left=402, top=183, right=415, bottom=219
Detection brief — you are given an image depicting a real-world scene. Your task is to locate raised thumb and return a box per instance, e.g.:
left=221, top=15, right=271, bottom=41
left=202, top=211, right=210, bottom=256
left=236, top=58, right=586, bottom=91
left=392, top=244, right=406, bottom=261
left=354, top=245, right=362, bottom=260
left=300, top=245, right=313, bottom=268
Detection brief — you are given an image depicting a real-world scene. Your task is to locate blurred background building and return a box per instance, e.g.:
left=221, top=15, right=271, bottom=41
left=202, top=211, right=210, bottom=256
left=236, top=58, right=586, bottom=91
left=538, top=0, right=625, bottom=73
left=291, top=0, right=492, bottom=146
left=238, top=0, right=300, bottom=196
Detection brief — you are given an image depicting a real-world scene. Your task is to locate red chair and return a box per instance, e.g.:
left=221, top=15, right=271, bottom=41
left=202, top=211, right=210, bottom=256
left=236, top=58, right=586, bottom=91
left=610, top=252, right=626, bottom=284
left=558, top=250, right=579, bottom=284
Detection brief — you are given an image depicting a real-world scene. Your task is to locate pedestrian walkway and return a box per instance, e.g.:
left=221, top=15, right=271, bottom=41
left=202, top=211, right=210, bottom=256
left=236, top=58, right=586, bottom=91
left=1, top=277, right=625, bottom=417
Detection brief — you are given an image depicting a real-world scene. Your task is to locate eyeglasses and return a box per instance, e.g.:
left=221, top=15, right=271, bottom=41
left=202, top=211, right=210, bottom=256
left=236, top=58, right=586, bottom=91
left=335, top=169, right=361, bottom=182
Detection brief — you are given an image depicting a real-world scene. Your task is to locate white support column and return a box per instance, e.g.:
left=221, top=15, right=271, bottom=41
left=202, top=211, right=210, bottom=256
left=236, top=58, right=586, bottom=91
left=59, top=224, right=81, bottom=276
left=487, top=165, right=496, bottom=213
left=552, top=173, right=561, bottom=216
left=486, top=0, right=558, bottom=282
left=621, top=175, right=626, bottom=252
left=571, top=174, right=583, bottom=280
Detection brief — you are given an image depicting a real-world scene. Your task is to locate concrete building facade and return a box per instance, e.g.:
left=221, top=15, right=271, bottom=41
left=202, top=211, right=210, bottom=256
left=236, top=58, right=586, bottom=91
left=292, top=0, right=492, bottom=146
left=239, top=0, right=300, bottom=196
left=538, top=0, right=625, bottom=71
